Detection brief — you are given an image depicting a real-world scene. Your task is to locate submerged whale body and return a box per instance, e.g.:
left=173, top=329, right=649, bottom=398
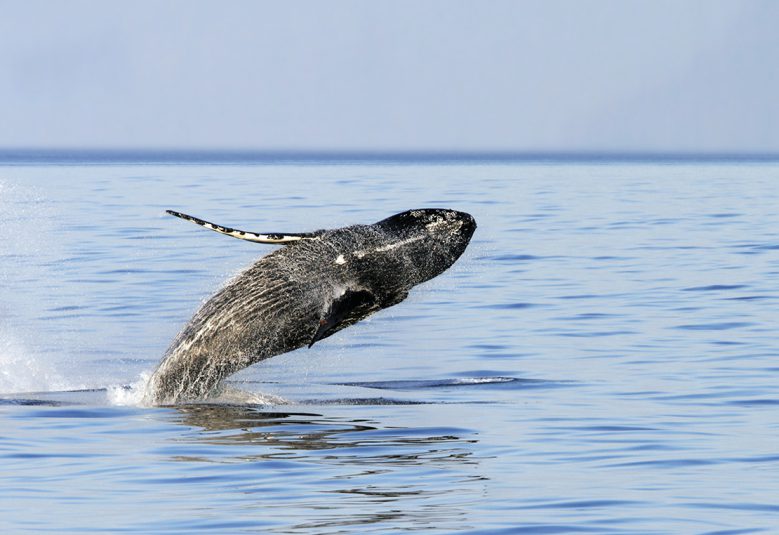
left=143, top=208, right=477, bottom=405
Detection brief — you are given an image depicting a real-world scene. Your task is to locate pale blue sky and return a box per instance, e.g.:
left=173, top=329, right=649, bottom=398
left=0, top=0, right=777, bottom=152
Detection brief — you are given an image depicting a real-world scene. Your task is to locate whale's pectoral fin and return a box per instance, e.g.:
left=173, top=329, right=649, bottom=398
left=381, top=289, right=409, bottom=309
left=309, top=289, right=377, bottom=348
left=166, top=210, right=318, bottom=244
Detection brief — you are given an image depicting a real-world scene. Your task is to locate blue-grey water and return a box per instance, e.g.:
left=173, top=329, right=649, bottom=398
left=1, top=156, right=778, bottom=533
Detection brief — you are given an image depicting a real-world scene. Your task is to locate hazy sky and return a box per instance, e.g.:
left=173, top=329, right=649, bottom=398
left=0, top=0, right=777, bottom=152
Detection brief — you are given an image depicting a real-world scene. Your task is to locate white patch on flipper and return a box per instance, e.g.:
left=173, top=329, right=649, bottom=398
left=167, top=210, right=317, bottom=244
left=203, top=221, right=306, bottom=244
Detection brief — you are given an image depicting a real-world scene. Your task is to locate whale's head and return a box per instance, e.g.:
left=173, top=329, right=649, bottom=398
left=373, top=208, right=477, bottom=285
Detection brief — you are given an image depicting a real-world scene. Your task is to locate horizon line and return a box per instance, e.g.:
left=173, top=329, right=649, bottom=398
left=1, top=148, right=779, bottom=164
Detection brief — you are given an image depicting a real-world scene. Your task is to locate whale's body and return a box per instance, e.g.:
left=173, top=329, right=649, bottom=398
left=143, top=209, right=476, bottom=405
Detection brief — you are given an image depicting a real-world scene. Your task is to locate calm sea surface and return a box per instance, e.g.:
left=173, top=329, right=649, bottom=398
left=1, top=156, right=778, bottom=533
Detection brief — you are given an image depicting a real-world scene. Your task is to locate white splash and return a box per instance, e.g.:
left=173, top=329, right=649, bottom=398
left=107, top=371, right=152, bottom=406
left=0, top=335, right=68, bottom=394
left=1, top=182, right=70, bottom=395
left=108, top=371, right=287, bottom=406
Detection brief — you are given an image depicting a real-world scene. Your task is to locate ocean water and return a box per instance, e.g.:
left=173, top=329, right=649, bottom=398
left=1, top=155, right=778, bottom=533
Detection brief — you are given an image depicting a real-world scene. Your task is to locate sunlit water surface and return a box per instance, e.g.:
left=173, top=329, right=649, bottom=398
left=1, top=157, right=778, bottom=533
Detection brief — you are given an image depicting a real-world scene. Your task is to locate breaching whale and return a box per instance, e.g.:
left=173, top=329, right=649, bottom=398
left=143, top=208, right=476, bottom=405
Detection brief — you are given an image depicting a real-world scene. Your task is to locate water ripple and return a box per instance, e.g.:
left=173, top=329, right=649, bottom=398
left=683, top=284, right=750, bottom=292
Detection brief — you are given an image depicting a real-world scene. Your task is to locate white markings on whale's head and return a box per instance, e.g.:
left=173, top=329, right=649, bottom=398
left=371, top=208, right=477, bottom=284
left=376, top=209, right=476, bottom=251
left=380, top=209, right=476, bottom=240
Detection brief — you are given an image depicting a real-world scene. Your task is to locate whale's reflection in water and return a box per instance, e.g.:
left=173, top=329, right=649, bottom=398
left=162, top=404, right=485, bottom=532
left=171, top=403, right=479, bottom=460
